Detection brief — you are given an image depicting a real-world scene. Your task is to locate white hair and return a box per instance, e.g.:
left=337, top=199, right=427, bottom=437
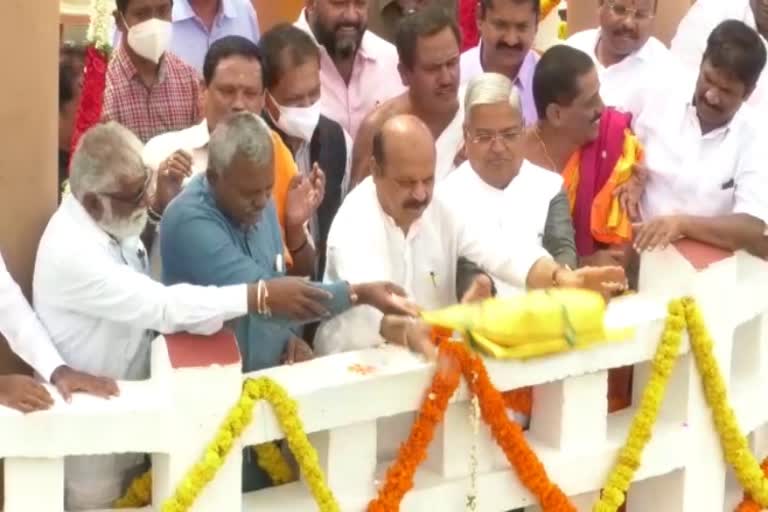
left=68, top=121, right=144, bottom=201
left=464, top=72, right=523, bottom=118
left=208, top=113, right=274, bottom=176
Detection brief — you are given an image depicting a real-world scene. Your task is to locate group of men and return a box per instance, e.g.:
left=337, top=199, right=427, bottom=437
left=2, top=0, right=767, bottom=508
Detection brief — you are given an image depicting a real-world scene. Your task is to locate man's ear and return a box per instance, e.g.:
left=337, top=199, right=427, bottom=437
left=82, top=192, right=104, bottom=222
left=397, top=62, right=410, bottom=88
left=206, top=168, right=219, bottom=186
left=545, top=103, right=563, bottom=127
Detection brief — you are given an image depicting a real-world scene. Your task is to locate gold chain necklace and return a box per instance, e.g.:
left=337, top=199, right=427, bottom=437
left=532, top=126, right=559, bottom=173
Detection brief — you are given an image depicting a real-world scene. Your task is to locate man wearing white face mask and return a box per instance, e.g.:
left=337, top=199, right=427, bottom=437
left=102, top=0, right=201, bottom=143
left=260, top=24, right=354, bottom=278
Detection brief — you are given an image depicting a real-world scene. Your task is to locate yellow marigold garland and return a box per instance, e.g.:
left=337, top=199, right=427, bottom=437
left=116, top=377, right=334, bottom=511
left=592, top=300, right=686, bottom=512
left=683, top=299, right=768, bottom=507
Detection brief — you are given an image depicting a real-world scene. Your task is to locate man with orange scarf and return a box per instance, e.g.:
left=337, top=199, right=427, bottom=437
left=522, top=44, right=645, bottom=269
left=522, top=45, right=644, bottom=413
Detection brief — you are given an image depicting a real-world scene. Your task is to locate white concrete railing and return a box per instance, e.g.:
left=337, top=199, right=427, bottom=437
left=3, top=240, right=768, bottom=512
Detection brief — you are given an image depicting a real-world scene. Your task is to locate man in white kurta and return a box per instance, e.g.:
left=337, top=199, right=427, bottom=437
left=440, top=73, right=575, bottom=297
left=565, top=0, right=672, bottom=109
left=671, top=0, right=768, bottom=112
left=630, top=20, right=768, bottom=254
left=315, top=114, right=625, bottom=355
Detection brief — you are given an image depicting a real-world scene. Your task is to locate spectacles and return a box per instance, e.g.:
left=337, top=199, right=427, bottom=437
left=604, top=0, right=655, bottom=21
left=99, top=170, right=152, bottom=207
left=469, top=130, right=521, bottom=147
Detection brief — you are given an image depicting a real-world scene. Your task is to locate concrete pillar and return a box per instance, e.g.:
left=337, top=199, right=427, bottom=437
left=568, top=0, right=695, bottom=46
left=0, top=2, right=58, bottom=371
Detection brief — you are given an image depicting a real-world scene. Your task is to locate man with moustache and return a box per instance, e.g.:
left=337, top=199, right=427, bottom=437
left=295, top=0, right=406, bottom=138
left=522, top=45, right=645, bottom=269
left=460, top=0, right=540, bottom=125
left=672, top=0, right=768, bottom=112
left=631, top=21, right=768, bottom=256
left=34, top=121, right=414, bottom=507
left=349, top=4, right=465, bottom=187
left=314, top=114, right=626, bottom=356
left=565, top=0, right=673, bottom=109
left=103, top=0, right=201, bottom=143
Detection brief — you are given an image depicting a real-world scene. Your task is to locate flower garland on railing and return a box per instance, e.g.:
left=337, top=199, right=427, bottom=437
left=368, top=337, right=574, bottom=512
left=735, top=457, right=768, bottom=511
left=116, top=377, right=335, bottom=512
left=592, top=300, right=686, bottom=512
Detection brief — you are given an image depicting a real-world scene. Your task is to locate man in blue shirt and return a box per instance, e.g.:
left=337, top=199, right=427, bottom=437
left=170, top=0, right=262, bottom=72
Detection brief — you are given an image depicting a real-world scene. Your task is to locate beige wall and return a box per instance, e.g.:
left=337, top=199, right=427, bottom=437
left=0, top=0, right=59, bottom=373
left=568, top=0, right=695, bottom=46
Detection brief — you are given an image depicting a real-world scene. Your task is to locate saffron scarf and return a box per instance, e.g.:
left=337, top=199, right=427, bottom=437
left=561, top=107, right=642, bottom=257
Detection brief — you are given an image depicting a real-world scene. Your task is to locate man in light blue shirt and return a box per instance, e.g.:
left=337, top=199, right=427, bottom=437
left=170, top=0, right=261, bottom=72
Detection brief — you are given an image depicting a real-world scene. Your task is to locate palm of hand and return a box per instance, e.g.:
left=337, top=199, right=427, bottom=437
left=285, top=181, right=317, bottom=227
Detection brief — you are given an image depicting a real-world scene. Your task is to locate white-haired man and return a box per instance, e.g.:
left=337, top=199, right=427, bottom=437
left=440, top=72, right=576, bottom=298
left=33, top=121, right=412, bottom=509
left=314, top=113, right=625, bottom=356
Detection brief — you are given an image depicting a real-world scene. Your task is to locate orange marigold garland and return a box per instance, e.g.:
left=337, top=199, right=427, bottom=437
left=369, top=330, right=574, bottom=512
left=736, top=457, right=768, bottom=511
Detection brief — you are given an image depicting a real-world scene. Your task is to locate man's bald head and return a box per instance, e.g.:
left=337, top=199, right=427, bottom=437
left=371, top=114, right=436, bottom=233
left=372, top=114, right=436, bottom=174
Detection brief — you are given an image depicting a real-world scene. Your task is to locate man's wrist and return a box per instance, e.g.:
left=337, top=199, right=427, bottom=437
left=50, top=365, right=69, bottom=383
left=348, top=283, right=368, bottom=306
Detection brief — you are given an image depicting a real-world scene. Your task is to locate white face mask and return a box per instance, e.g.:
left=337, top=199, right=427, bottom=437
left=125, top=17, right=172, bottom=63
left=273, top=96, right=321, bottom=142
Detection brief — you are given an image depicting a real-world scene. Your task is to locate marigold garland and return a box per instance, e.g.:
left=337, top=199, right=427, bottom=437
left=116, top=377, right=334, bottom=511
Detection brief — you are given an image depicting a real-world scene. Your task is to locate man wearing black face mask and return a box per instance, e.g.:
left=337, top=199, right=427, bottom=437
left=294, top=0, right=406, bottom=138
left=631, top=20, right=768, bottom=257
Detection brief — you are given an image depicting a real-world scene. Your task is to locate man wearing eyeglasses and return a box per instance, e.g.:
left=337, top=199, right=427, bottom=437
left=565, top=0, right=673, bottom=109
left=314, top=112, right=626, bottom=356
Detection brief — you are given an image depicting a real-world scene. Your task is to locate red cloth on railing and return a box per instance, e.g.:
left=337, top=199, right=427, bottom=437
left=459, top=0, right=479, bottom=51
left=68, top=46, right=109, bottom=173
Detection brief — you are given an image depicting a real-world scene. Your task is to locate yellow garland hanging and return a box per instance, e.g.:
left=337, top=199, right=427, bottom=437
left=595, top=298, right=768, bottom=511
left=116, top=377, right=335, bottom=512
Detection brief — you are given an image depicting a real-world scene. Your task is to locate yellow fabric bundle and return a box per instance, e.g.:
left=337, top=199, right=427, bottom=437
left=420, top=289, right=632, bottom=359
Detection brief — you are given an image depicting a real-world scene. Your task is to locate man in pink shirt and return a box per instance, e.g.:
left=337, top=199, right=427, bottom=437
left=295, top=0, right=407, bottom=139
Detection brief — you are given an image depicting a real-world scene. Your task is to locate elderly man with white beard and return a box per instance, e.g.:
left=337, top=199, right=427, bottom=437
left=34, top=120, right=417, bottom=510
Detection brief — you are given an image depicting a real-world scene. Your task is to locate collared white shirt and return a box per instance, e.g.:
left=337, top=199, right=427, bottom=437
left=670, top=0, right=768, bottom=111
left=0, top=251, right=65, bottom=382
left=565, top=29, right=673, bottom=109
left=295, top=10, right=406, bottom=139
left=314, top=177, right=549, bottom=355
left=438, top=159, right=563, bottom=296
left=143, top=119, right=210, bottom=181
left=625, top=78, right=768, bottom=223
left=434, top=90, right=466, bottom=182
left=33, top=194, right=248, bottom=510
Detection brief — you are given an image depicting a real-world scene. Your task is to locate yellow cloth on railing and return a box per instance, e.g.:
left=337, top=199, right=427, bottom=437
left=420, top=289, right=633, bottom=359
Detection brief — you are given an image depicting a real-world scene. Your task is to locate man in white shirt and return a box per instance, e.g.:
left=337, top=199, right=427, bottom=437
left=294, top=0, right=406, bottom=138
left=565, top=0, right=672, bottom=108
left=314, top=114, right=625, bottom=355
left=349, top=3, right=466, bottom=188
left=460, top=0, right=540, bottom=125
left=671, top=0, right=768, bottom=111
left=632, top=20, right=768, bottom=255
left=440, top=72, right=576, bottom=298
left=0, top=252, right=118, bottom=411
left=34, top=121, right=363, bottom=510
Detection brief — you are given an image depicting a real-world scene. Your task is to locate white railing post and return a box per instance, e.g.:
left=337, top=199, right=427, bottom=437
left=310, top=421, right=378, bottom=492
left=4, top=457, right=64, bottom=511
left=150, top=330, right=244, bottom=512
